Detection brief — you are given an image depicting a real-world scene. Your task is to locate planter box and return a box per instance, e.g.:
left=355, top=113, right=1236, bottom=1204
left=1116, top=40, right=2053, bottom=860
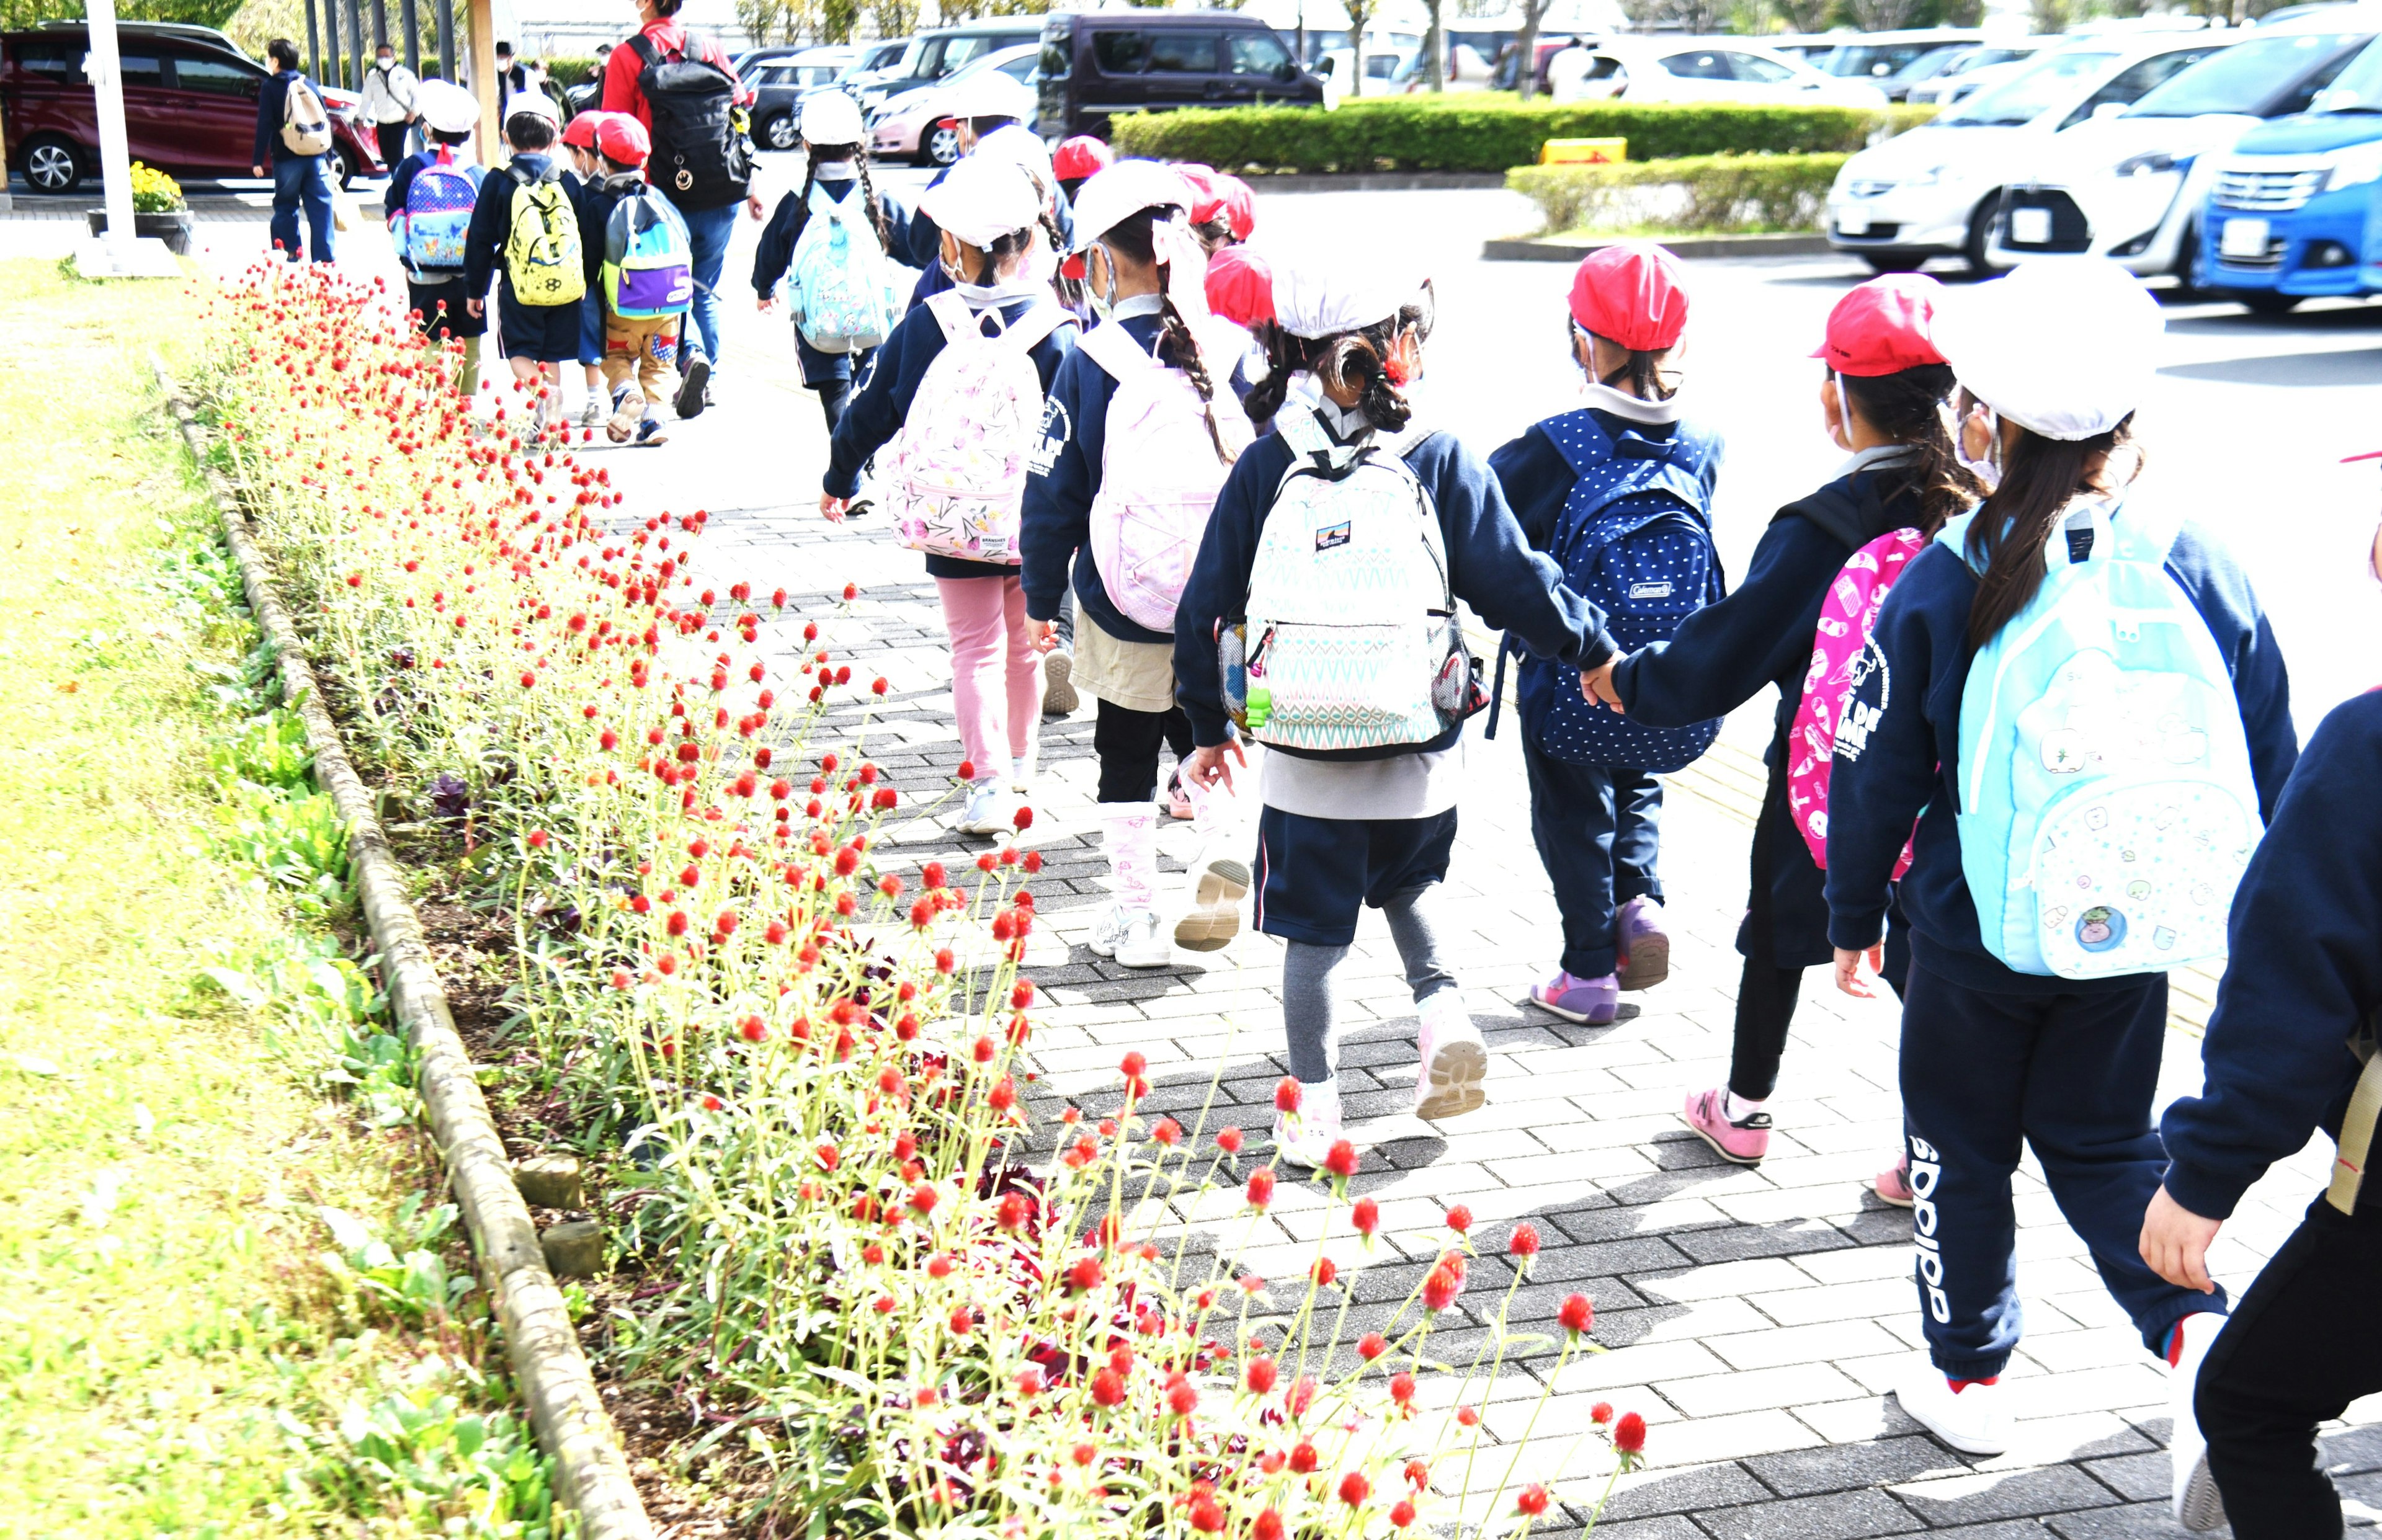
left=86, top=208, right=193, bottom=256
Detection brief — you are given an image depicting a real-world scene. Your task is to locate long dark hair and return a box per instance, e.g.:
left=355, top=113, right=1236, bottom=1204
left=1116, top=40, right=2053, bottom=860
left=1246, top=282, right=1437, bottom=435
left=1576, top=318, right=1679, bottom=401
left=1840, top=362, right=1981, bottom=541
left=1962, top=407, right=2138, bottom=649
left=798, top=139, right=891, bottom=250
left=1096, top=207, right=1231, bottom=464
left=955, top=226, right=1037, bottom=287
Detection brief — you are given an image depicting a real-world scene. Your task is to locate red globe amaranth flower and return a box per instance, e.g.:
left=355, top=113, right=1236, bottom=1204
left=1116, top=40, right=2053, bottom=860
left=1188, top=1496, right=1224, bottom=1533
left=1244, top=1355, right=1277, bottom=1394
left=1613, top=1410, right=1648, bottom=1454
left=1012, top=805, right=1033, bottom=830
left=1215, top=1127, right=1244, bottom=1154
left=947, top=1306, right=973, bottom=1335
left=1310, top=1257, right=1337, bottom=1287
left=1166, top=1379, right=1198, bottom=1417
left=1423, top=1259, right=1464, bottom=1312
left=1516, top=1484, right=1550, bottom=1517
left=1456, top=1405, right=1481, bottom=1428
left=1252, top=1511, right=1284, bottom=1540
left=1389, top=1371, right=1416, bottom=1408
left=1091, top=1368, right=1126, bottom=1408
left=1244, top=1168, right=1275, bottom=1209
left=1352, top=1196, right=1380, bottom=1237
left=1273, top=1077, right=1302, bottom=1113
left=1445, top=1203, right=1474, bottom=1235
left=1590, top=1400, right=1613, bottom=1425
left=1390, top=1499, right=1417, bottom=1528
left=1323, top=1139, right=1358, bottom=1178
left=1510, top=1221, right=1542, bottom=1257
left=1066, top=1256, right=1102, bottom=1294
left=1287, top=1441, right=1319, bottom=1474
left=908, top=1183, right=938, bottom=1214
left=1337, top=1472, right=1371, bottom=1508
left=1559, top=1294, right=1595, bottom=1338
left=1357, top=1332, right=1388, bottom=1361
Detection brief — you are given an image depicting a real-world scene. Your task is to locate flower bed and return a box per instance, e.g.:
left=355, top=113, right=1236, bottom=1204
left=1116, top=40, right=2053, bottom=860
left=1507, top=153, right=1850, bottom=238
left=195, top=262, right=1648, bottom=1536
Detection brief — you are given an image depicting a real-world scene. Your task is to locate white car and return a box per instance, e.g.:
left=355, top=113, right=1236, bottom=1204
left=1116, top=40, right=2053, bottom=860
left=1582, top=36, right=1889, bottom=109
left=1827, top=33, right=2237, bottom=273
left=1316, top=47, right=1415, bottom=100
left=869, top=43, right=1038, bottom=167
left=1902, top=40, right=2058, bottom=107
left=1988, top=19, right=2381, bottom=276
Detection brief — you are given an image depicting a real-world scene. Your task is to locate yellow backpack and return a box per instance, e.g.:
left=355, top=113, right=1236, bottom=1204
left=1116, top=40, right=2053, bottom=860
left=502, top=164, right=585, bottom=308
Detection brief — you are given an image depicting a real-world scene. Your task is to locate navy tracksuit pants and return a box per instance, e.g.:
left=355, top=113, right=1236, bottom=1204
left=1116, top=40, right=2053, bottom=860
left=1900, top=962, right=2223, bottom=1379
left=1522, top=741, right=1664, bottom=979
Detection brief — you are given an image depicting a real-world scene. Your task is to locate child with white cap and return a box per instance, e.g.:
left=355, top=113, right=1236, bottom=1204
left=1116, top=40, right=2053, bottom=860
left=821, top=153, right=1078, bottom=835
left=751, top=91, right=910, bottom=434
left=1823, top=259, right=2298, bottom=1483
left=1171, top=254, right=1613, bottom=1165
left=1022, top=159, right=1253, bottom=968
left=383, top=77, right=488, bottom=399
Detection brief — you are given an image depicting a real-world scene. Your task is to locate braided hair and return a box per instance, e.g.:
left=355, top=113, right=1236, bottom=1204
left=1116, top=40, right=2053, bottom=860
left=961, top=226, right=1038, bottom=286
left=800, top=140, right=893, bottom=250
left=1097, top=208, right=1233, bottom=464
left=1573, top=317, right=1680, bottom=401
left=1246, top=280, right=1437, bottom=434
left=1038, top=207, right=1082, bottom=309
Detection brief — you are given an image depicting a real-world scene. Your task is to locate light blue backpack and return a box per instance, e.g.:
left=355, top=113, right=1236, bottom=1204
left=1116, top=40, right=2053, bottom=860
left=787, top=180, right=893, bottom=355
left=1947, top=495, right=2262, bottom=979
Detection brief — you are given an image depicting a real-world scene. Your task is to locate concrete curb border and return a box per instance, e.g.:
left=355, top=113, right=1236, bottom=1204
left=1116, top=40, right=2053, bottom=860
left=156, top=365, right=654, bottom=1540
left=1483, top=231, right=1836, bottom=261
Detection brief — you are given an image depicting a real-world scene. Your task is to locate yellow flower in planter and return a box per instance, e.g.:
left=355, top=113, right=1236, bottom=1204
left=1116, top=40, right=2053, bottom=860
left=128, top=161, right=185, bottom=215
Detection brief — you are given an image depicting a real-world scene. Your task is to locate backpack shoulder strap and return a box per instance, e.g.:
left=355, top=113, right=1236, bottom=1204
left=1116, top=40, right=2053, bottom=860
left=1076, top=319, right=1162, bottom=382
left=1776, top=481, right=1871, bottom=550
left=627, top=33, right=664, bottom=74
left=922, top=290, right=978, bottom=347
left=2332, top=1014, right=2382, bottom=1213
left=999, top=301, right=1072, bottom=355
left=1539, top=409, right=1613, bottom=478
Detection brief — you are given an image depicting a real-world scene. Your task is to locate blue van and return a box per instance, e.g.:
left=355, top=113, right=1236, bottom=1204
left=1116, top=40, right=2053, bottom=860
left=2196, top=33, right=2382, bottom=311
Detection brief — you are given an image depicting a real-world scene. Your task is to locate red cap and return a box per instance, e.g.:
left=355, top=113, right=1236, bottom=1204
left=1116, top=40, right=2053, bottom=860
left=1812, top=272, right=1946, bottom=377
left=2345, top=450, right=2382, bottom=462
left=1177, top=163, right=1228, bottom=226
left=1568, top=243, right=1688, bottom=352
left=1052, top=135, right=1112, bottom=183
left=560, top=110, right=605, bottom=150
left=1217, top=173, right=1256, bottom=241
left=1205, top=244, right=1273, bottom=329
left=594, top=113, right=650, bottom=167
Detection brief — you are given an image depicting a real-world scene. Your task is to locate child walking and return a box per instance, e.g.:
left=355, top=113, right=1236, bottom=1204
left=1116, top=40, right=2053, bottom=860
left=1603, top=274, right=1980, bottom=1170
left=1824, top=259, right=2297, bottom=1466
left=463, top=96, right=589, bottom=438
left=1172, top=256, right=1615, bottom=1164
left=575, top=114, right=690, bottom=447
left=820, top=153, right=1077, bottom=835
left=383, top=78, right=486, bottom=401
left=751, top=93, right=908, bottom=435
left=1488, top=244, right=1722, bottom=1028
left=1023, top=160, right=1253, bottom=968
left=2146, top=486, right=2382, bottom=1529
left=558, top=110, right=613, bottom=429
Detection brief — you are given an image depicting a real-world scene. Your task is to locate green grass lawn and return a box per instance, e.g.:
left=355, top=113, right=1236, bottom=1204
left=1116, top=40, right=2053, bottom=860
left=0, top=259, right=552, bottom=1538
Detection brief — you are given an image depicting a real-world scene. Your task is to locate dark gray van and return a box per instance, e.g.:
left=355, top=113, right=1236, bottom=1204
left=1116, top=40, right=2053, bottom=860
left=1036, top=11, right=1321, bottom=140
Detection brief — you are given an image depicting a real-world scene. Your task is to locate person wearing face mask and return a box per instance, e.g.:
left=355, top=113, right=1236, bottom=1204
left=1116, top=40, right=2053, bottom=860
left=1822, top=259, right=2297, bottom=1489
left=820, top=154, right=1077, bottom=837
left=1595, top=274, right=1982, bottom=1178
left=361, top=42, right=421, bottom=172
left=1022, top=160, right=1254, bottom=968
left=2138, top=458, right=2382, bottom=1536
left=1485, top=243, right=1720, bottom=1030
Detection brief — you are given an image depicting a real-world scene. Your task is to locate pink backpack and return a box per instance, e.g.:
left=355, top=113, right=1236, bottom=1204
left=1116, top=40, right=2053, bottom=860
left=1786, top=527, right=1925, bottom=874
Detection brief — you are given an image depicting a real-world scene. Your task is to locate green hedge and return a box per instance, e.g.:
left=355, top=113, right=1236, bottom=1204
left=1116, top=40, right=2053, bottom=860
left=1507, top=153, right=1848, bottom=236
left=542, top=54, right=601, bottom=88
left=1110, top=99, right=1931, bottom=175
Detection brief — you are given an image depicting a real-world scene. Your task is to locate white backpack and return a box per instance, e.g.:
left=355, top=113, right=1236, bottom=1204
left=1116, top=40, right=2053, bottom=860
left=1078, top=319, right=1253, bottom=634
left=788, top=180, right=894, bottom=355
left=1233, top=406, right=1468, bottom=752
left=888, top=293, right=1072, bottom=565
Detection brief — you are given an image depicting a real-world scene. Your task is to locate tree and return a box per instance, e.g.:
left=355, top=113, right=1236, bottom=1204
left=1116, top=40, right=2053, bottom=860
left=1767, top=0, right=1836, bottom=31
left=1341, top=0, right=1375, bottom=105
left=1620, top=0, right=1728, bottom=31
left=872, top=0, right=919, bottom=38
left=1422, top=0, right=1444, bottom=89
left=1844, top=0, right=1919, bottom=29
left=737, top=0, right=817, bottom=45
left=4, top=0, right=243, bottom=25
left=820, top=0, right=859, bottom=41
left=1511, top=0, right=1553, bottom=100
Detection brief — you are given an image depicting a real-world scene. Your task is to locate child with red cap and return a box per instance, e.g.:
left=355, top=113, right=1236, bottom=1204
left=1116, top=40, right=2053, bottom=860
left=1052, top=135, right=1113, bottom=204
left=1602, top=272, right=1983, bottom=1175
left=1487, top=242, right=1719, bottom=1029
left=576, top=112, right=691, bottom=446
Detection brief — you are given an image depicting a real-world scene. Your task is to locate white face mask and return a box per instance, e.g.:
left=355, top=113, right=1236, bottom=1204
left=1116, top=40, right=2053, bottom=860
left=1948, top=398, right=2003, bottom=495
left=1086, top=243, right=1121, bottom=323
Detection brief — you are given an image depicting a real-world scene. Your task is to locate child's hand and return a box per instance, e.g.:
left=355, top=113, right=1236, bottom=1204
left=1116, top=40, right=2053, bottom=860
left=756, top=293, right=775, bottom=313
left=1025, top=618, right=1058, bottom=654
left=465, top=298, right=484, bottom=318
left=1832, top=944, right=1885, bottom=999
left=2139, top=1185, right=2223, bottom=1294
left=1181, top=742, right=1247, bottom=794
left=819, top=493, right=849, bottom=522
left=1579, top=661, right=1624, bottom=711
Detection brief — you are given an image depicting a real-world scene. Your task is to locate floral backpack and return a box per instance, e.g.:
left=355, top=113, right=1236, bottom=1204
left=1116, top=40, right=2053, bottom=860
left=888, top=293, right=1072, bottom=564
left=1786, top=525, right=1926, bottom=875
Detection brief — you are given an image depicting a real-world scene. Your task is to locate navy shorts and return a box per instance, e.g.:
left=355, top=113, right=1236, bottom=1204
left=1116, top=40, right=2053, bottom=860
left=1255, top=806, right=1458, bottom=948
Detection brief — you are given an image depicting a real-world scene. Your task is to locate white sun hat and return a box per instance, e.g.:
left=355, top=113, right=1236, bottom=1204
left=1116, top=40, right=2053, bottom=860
left=417, top=78, right=480, bottom=136
left=1068, top=159, right=1192, bottom=254
left=799, top=90, right=864, bottom=146
left=1272, top=254, right=1430, bottom=340
left=940, top=66, right=1038, bottom=125
left=1931, top=258, right=2164, bottom=441
left=974, top=123, right=1054, bottom=190
left=919, top=151, right=1041, bottom=249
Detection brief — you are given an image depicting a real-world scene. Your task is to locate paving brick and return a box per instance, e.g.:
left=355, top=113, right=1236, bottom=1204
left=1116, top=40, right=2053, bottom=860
left=1702, top=1318, right=1906, bottom=1373
left=1592, top=1461, right=1775, bottom=1520
left=1693, top=1488, right=1927, bottom=1539
left=2040, top=1501, right=2219, bottom=1538
left=1660, top=1364, right=1868, bottom=1420
left=1743, top=1435, right=1970, bottom=1497
left=1891, top=1464, right=2125, bottom=1525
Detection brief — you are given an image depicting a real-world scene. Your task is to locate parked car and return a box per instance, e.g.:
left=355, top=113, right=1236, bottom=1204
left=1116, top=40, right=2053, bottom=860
left=1813, top=27, right=1981, bottom=86
left=855, top=19, right=1042, bottom=113
left=3, top=20, right=383, bottom=194
left=1827, top=33, right=2236, bottom=272
left=870, top=42, right=1037, bottom=166
left=746, top=45, right=858, bottom=150
left=2195, top=33, right=2382, bottom=310
left=1389, top=42, right=1495, bottom=92
left=1318, top=45, right=1413, bottom=100
left=1034, top=10, right=1319, bottom=142
left=1769, top=32, right=1855, bottom=65
left=1989, top=19, right=2378, bottom=276
left=1903, top=40, right=2058, bottom=107
left=1580, top=36, right=1891, bottom=109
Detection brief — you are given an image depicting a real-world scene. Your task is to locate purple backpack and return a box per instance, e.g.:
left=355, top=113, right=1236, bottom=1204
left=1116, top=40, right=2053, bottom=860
left=1787, top=526, right=1924, bottom=874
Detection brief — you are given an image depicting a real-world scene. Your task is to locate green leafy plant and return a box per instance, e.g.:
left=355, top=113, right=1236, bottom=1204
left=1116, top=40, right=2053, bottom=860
left=1508, top=151, right=1850, bottom=234
left=211, top=781, right=353, bottom=915
left=1110, top=97, right=1932, bottom=174
left=318, top=1198, right=474, bottom=1332
left=291, top=1375, right=573, bottom=1540
left=208, top=704, right=314, bottom=790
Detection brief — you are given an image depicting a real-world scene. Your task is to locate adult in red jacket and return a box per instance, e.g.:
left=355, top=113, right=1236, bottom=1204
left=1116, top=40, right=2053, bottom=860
left=602, top=0, right=764, bottom=413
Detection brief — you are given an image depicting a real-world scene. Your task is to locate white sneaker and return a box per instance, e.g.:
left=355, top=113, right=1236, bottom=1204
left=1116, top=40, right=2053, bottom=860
left=1112, top=908, right=1171, bottom=969
left=1088, top=903, right=1130, bottom=959
left=1172, top=849, right=1249, bottom=953
left=957, top=780, right=1011, bottom=835
left=1010, top=754, right=1034, bottom=794
left=1893, top=1368, right=2010, bottom=1457
left=578, top=394, right=604, bottom=428
left=2169, top=1312, right=2228, bottom=1530
left=1272, top=1077, right=1342, bottom=1170
left=1413, top=990, right=1488, bottom=1121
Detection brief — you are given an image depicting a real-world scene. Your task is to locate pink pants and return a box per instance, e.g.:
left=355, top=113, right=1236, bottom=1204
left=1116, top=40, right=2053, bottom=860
left=935, top=574, right=1038, bottom=775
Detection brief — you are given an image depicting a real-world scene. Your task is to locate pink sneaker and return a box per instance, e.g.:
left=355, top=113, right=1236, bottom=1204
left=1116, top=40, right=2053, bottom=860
left=1681, top=1086, right=1770, bottom=1165
left=1868, top=1152, right=1916, bottom=1208
left=1615, top=897, right=1670, bottom=990
left=1528, top=969, right=1619, bottom=1024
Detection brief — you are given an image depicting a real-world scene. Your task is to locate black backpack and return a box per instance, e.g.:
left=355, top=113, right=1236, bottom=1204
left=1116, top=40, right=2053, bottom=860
left=627, top=32, right=752, bottom=211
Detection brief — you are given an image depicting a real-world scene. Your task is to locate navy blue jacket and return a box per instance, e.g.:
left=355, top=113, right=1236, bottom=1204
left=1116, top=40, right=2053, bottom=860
left=1020, top=311, right=1177, bottom=646
left=751, top=172, right=912, bottom=295
left=252, top=70, right=331, bottom=167
left=824, top=293, right=1077, bottom=579
left=462, top=154, right=582, bottom=308
left=2161, top=689, right=2382, bottom=1217
left=1824, top=513, right=2298, bottom=994
left=1172, top=416, right=1613, bottom=754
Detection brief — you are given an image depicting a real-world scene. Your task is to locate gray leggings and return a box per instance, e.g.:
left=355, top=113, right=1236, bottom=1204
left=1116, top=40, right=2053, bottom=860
left=1282, top=884, right=1458, bottom=1085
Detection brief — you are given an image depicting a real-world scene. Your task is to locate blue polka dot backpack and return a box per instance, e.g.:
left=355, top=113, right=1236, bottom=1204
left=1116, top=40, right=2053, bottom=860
left=1493, top=407, right=1725, bottom=774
